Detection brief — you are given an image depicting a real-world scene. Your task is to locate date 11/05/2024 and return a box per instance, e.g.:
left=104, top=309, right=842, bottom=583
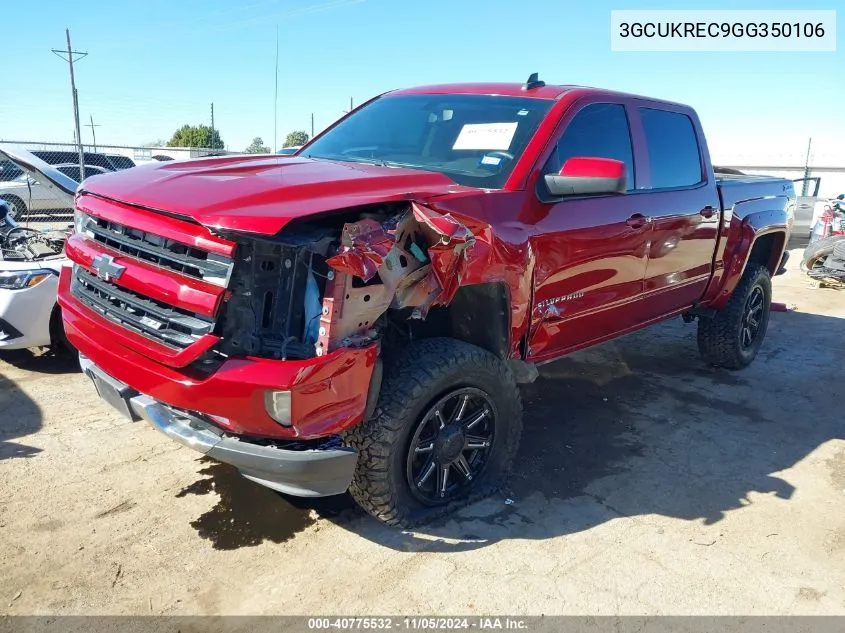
left=308, top=617, right=529, bottom=630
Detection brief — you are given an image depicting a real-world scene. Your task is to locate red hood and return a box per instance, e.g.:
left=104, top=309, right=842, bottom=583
left=80, top=155, right=468, bottom=235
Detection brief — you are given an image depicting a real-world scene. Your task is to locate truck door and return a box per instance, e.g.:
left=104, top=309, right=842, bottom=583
left=634, top=106, right=721, bottom=320
left=525, top=102, right=651, bottom=362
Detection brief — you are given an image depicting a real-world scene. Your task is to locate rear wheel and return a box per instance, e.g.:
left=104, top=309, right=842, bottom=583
left=344, top=338, right=522, bottom=527
left=697, top=263, right=772, bottom=369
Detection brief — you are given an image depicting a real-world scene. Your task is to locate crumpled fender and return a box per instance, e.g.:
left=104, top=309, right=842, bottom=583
left=321, top=201, right=499, bottom=349
left=322, top=196, right=534, bottom=358
left=326, top=218, right=395, bottom=282
left=408, top=202, right=476, bottom=310
left=325, top=202, right=483, bottom=316
left=423, top=196, right=535, bottom=358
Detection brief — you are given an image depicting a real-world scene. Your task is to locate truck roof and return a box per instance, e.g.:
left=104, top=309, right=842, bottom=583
left=388, top=83, right=689, bottom=108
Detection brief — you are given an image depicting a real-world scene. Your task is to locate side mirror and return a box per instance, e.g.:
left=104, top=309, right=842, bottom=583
left=544, top=157, right=627, bottom=197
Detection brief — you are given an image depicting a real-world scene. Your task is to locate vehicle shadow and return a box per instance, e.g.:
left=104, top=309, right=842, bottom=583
left=179, top=309, right=843, bottom=552
left=0, top=362, right=44, bottom=460
left=0, top=348, right=80, bottom=375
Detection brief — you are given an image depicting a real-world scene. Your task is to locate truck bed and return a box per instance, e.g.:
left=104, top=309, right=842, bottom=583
left=716, top=174, right=794, bottom=213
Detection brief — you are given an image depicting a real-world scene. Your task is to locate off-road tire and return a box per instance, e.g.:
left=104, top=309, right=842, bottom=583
left=0, top=195, right=26, bottom=221
left=801, top=235, right=845, bottom=271
left=697, top=263, right=771, bottom=370
left=344, top=338, right=523, bottom=527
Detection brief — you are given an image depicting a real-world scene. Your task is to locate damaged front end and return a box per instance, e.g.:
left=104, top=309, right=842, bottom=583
left=215, top=201, right=478, bottom=363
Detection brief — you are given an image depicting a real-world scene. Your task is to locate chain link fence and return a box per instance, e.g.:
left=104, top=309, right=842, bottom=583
left=0, top=143, right=242, bottom=225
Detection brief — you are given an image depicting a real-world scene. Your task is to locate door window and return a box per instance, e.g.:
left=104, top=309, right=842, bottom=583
left=549, top=103, right=635, bottom=191
left=638, top=108, right=703, bottom=189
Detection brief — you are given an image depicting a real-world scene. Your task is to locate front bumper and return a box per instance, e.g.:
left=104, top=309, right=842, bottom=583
left=80, top=355, right=358, bottom=497
left=59, top=266, right=379, bottom=439
left=0, top=276, right=58, bottom=350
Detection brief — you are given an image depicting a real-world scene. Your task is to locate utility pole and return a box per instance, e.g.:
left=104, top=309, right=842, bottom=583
left=210, top=103, right=215, bottom=151
left=802, top=137, right=812, bottom=196
left=311, top=113, right=314, bottom=138
left=350, top=96, right=353, bottom=112
left=52, top=29, right=87, bottom=179
left=85, top=115, right=100, bottom=153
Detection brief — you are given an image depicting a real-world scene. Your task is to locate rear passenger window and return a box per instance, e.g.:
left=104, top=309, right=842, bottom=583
left=639, top=108, right=702, bottom=189
left=553, top=103, right=635, bottom=190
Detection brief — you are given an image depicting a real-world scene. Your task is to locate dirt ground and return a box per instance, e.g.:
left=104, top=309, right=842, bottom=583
left=1, top=246, right=843, bottom=616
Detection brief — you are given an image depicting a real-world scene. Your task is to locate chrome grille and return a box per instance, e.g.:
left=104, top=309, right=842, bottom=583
left=71, top=266, right=214, bottom=349
left=78, top=214, right=232, bottom=286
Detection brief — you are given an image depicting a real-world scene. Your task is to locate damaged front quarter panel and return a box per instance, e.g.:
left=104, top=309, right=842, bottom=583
left=212, top=199, right=504, bottom=368
left=317, top=202, right=481, bottom=355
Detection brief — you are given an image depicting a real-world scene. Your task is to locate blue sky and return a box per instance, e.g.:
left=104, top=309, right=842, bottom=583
left=2, top=0, right=842, bottom=160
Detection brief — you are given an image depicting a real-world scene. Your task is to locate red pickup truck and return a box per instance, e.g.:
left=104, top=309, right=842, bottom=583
left=56, top=76, right=794, bottom=526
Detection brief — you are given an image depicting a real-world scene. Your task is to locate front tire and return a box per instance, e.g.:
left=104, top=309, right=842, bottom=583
left=344, top=338, right=523, bottom=527
left=697, top=263, right=772, bottom=369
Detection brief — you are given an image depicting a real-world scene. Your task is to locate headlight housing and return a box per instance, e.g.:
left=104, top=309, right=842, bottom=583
left=264, top=390, right=292, bottom=426
left=73, top=209, right=93, bottom=237
left=0, top=269, right=56, bottom=290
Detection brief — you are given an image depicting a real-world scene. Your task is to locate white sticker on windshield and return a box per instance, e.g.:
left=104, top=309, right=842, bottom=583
left=452, top=122, right=518, bottom=151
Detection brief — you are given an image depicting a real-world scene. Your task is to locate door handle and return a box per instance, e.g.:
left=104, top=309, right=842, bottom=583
left=626, top=213, right=650, bottom=229
left=700, top=206, right=717, bottom=219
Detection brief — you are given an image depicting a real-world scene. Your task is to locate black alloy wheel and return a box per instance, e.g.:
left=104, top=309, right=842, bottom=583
left=406, top=387, right=496, bottom=504
left=740, top=286, right=765, bottom=349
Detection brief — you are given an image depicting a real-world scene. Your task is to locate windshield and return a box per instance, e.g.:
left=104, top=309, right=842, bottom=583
left=302, top=94, right=554, bottom=189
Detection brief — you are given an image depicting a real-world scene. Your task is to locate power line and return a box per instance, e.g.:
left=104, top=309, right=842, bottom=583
left=52, top=29, right=87, bottom=178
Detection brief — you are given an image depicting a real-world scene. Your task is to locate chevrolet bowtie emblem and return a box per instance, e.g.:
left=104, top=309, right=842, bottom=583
left=91, top=254, right=126, bottom=282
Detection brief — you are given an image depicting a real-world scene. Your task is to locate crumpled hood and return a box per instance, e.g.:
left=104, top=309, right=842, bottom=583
left=80, top=155, right=468, bottom=235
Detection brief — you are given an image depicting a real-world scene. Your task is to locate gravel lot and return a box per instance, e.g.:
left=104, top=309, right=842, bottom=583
left=1, top=246, right=843, bottom=616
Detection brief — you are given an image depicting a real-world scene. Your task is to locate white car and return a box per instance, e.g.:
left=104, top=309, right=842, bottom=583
left=0, top=145, right=79, bottom=351
left=0, top=255, right=65, bottom=350
left=0, top=163, right=107, bottom=220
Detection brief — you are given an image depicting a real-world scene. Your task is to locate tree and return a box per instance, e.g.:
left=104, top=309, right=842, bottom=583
left=244, top=137, right=271, bottom=154
left=167, top=124, right=224, bottom=149
left=283, top=130, right=309, bottom=148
